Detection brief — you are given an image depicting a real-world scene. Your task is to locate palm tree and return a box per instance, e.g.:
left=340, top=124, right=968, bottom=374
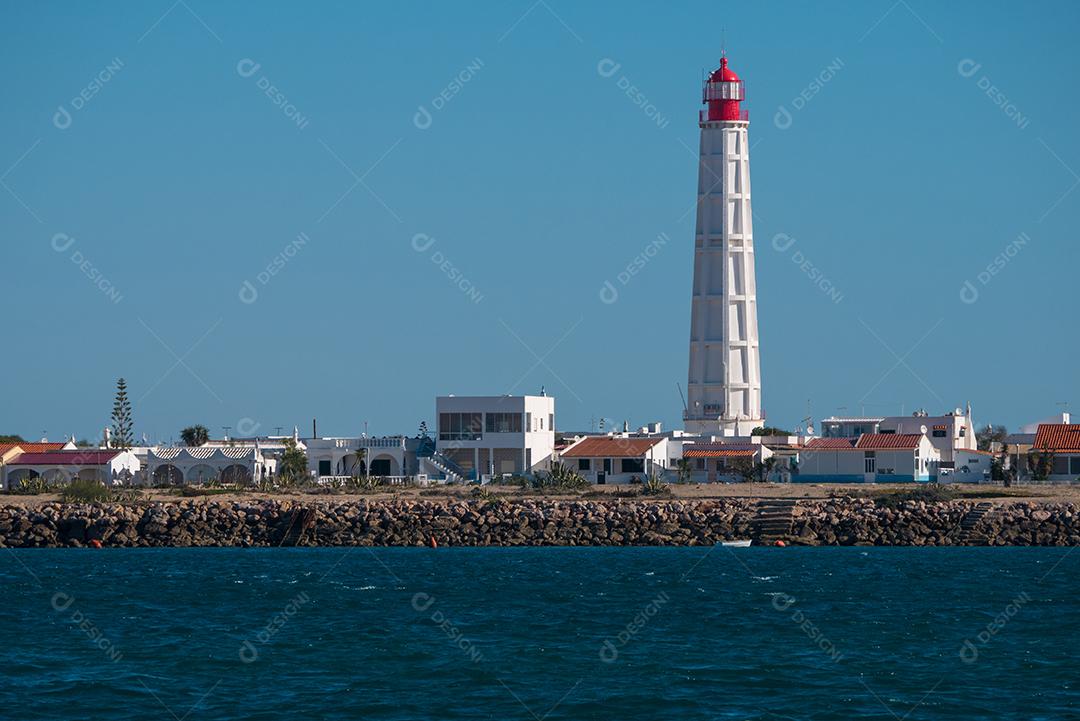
left=180, top=425, right=210, bottom=446
left=350, top=447, right=367, bottom=476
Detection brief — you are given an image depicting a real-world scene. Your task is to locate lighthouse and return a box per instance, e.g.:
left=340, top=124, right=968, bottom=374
left=684, top=54, right=764, bottom=436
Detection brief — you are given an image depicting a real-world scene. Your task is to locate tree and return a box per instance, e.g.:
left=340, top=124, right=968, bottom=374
left=1027, top=450, right=1054, bottom=481
left=350, top=447, right=367, bottom=476
left=110, top=378, right=134, bottom=449
left=278, top=437, right=309, bottom=484
left=731, top=457, right=756, bottom=484
left=675, top=458, right=693, bottom=484
left=180, top=425, right=210, bottom=446
left=0, top=434, right=25, bottom=444
left=751, top=426, right=794, bottom=437
left=75, top=438, right=94, bottom=448
left=757, top=457, right=778, bottom=483
left=418, top=420, right=429, bottom=438
left=976, top=424, right=1008, bottom=452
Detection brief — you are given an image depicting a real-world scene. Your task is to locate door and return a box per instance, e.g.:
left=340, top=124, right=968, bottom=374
left=597, top=472, right=606, bottom=485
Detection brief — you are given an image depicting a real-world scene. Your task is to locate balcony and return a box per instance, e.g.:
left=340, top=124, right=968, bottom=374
left=331, top=437, right=408, bottom=449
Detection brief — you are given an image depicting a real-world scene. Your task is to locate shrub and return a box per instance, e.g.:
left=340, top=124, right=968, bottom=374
left=61, top=479, right=111, bottom=503
left=531, top=463, right=589, bottom=492
left=9, top=476, right=48, bottom=495
left=873, top=485, right=957, bottom=509
left=640, top=473, right=670, bottom=496
left=346, top=475, right=384, bottom=493
left=180, top=486, right=232, bottom=497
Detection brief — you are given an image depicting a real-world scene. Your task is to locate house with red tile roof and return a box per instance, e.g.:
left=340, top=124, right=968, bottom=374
left=3, top=449, right=140, bottom=490
left=681, top=443, right=773, bottom=483
left=796, top=433, right=939, bottom=483
left=820, top=407, right=977, bottom=467
left=0, top=442, right=73, bottom=490
left=1031, top=424, right=1080, bottom=481
left=559, top=435, right=671, bottom=484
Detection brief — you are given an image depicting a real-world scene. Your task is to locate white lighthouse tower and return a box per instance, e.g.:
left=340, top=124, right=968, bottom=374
left=684, top=54, right=764, bottom=436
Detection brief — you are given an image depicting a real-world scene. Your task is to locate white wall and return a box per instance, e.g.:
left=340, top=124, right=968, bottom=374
left=436, top=395, right=555, bottom=474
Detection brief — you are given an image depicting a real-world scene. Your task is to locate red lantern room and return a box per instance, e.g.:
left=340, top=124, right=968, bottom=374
left=701, top=55, right=748, bottom=122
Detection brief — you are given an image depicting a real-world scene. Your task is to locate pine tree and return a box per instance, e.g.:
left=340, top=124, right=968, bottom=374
left=111, top=378, right=134, bottom=449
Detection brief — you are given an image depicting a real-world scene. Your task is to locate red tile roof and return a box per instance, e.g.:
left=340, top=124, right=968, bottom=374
left=854, top=434, right=923, bottom=450
left=561, top=436, right=662, bottom=458
left=1033, top=424, right=1080, bottom=453
left=9, top=450, right=121, bottom=465
left=0, top=442, right=66, bottom=456
left=684, top=445, right=757, bottom=458
left=804, top=435, right=924, bottom=451
left=804, top=437, right=856, bottom=450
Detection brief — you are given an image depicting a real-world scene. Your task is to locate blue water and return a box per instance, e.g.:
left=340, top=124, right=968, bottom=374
left=1, top=548, right=1077, bottom=720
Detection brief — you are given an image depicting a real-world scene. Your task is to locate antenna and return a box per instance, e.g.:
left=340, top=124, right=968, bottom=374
left=721, top=27, right=727, bottom=58
left=274, top=426, right=283, bottom=436
left=222, top=426, right=231, bottom=441
left=676, top=382, right=688, bottom=414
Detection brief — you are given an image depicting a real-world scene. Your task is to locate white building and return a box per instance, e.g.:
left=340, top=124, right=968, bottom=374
left=4, top=449, right=141, bottom=488
left=798, top=434, right=939, bottom=483
left=821, top=408, right=977, bottom=468
left=429, top=395, right=555, bottom=481
left=685, top=54, right=764, bottom=437
left=560, top=435, right=672, bottom=485
left=305, top=436, right=418, bottom=479
left=146, top=445, right=276, bottom=485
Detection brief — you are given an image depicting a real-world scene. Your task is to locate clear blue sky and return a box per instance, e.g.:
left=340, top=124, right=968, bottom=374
left=2, top=0, right=1077, bottom=443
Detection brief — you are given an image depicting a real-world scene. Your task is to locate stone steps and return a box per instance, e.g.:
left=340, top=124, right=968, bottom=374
left=958, top=502, right=993, bottom=545
left=751, top=499, right=797, bottom=543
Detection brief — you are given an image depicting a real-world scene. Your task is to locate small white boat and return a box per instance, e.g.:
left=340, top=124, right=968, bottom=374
left=719, top=539, right=753, bottom=548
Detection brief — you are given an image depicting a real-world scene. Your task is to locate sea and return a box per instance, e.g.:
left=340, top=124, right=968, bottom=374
left=1, top=547, right=1076, bottom=720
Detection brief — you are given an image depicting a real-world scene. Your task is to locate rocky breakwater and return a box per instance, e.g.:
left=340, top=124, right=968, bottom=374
left=0, top=497, right=1077, bottom=548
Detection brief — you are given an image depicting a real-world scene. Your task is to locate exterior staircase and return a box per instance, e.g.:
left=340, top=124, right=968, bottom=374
left=751, top=499, right=797, bottom=544
left=424, top=452, right=467, bottom=484
left=958, top=502, right=993, bottom=545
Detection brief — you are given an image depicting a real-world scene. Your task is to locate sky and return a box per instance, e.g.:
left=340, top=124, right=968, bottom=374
left=2, top=0, right=1077, bottom=444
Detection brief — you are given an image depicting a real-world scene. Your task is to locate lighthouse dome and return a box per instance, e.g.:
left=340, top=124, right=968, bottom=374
left=710, top=56, right=740, bottom=82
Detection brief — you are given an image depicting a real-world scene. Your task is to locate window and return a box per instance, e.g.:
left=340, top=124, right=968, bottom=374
left=318, top=460, right=331, bottom=476
left=485, top=413, right=522, bottom=433
left=439, top=412, right=483, bottom=441
left=879, top=429, right=895, bottom=435
left=932, top=429, right=947, bottom=438
left=1070, top=457, right=1080, bottom=475
left=526, top=412, right=532, bottom=432
left=959, top=428, right=966, bottom=437
left=621, top=458, right=645, bottom=474
left=603, top=458, right=612, bottom=473
left=578, top=459, right=591, bottom=471
left=864, top=451, right=876, bottom=473
left=549, top=413, right=554, bottom=432
left=696, top=458, right=705, bottom=470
